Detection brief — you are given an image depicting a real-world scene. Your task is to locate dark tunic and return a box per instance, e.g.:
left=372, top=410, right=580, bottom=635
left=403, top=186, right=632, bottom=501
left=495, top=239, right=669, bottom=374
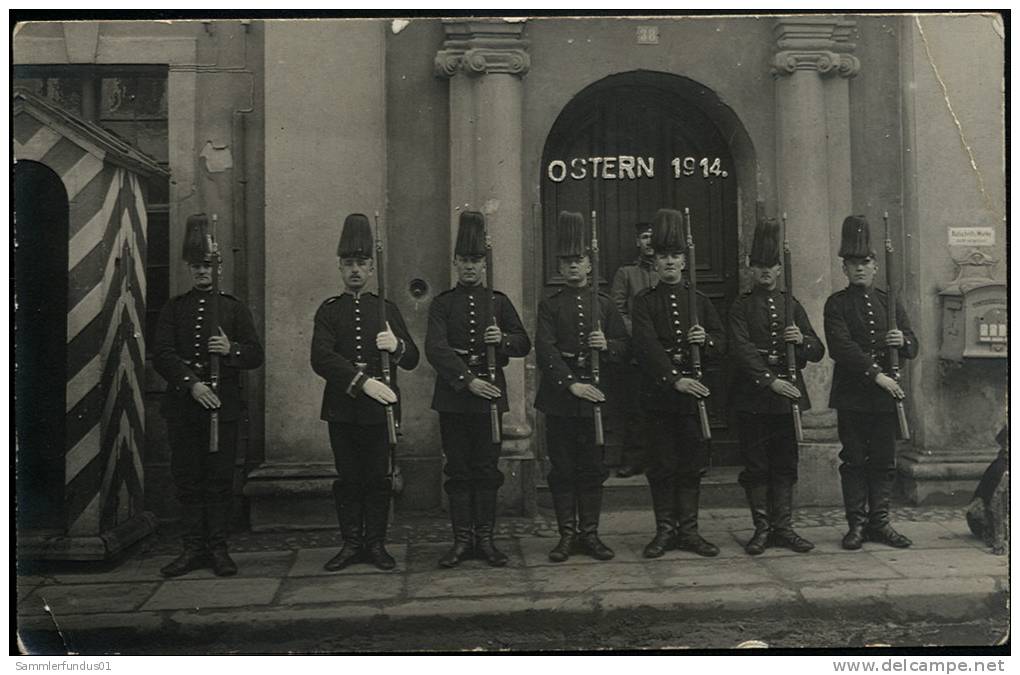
left=310, top=291, right=419, bottom=425
left=824, top=285, right=918, bottom=412
left=153, top=288, right=264, bottom=422
left=630, top=281, right=726, bottom=414
left=534, top=286, right=629, bottom=418
left=728, top=287, right=825, bottom=414
left=426, top=283, right=531, bottom=414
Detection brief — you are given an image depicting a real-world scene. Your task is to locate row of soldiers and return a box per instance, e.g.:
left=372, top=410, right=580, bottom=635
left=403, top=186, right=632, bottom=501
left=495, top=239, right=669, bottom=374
left=153, top=208, right=917, bottom=577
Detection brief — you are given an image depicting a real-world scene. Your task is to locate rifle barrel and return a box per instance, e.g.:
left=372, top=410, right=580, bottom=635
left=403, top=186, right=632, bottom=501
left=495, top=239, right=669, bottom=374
left=883, top=211, right=911, bottom=440
left=782, top=215, right=804, bottom=442
left=208, top=215, right=221, bottom=454
left=485, top=232, right=501, bottom=444
left=590, top=210, right=604, bottom=446
left=375, top=212, right=399, bottom=448
left=683, top=208, right=712, bottom=441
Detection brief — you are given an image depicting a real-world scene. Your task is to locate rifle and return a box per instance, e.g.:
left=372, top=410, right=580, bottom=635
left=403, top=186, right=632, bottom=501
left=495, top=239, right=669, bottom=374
left=682, top=208, right=712, bottom=441
left=781, top=213, right=805, bottom=442
left=206, top=214, right=221, bottom=454
left=589, top=209, right=605, bottom=446
left=374, top=211, right=399, bottom=453
left=484, top=229, right=501, bottom=444
left=883, top=211, right=911, bottom=440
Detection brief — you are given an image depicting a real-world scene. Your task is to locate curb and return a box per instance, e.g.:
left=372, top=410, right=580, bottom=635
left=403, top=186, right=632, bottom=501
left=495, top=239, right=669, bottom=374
left=16, top=576, right=1009, bottom=653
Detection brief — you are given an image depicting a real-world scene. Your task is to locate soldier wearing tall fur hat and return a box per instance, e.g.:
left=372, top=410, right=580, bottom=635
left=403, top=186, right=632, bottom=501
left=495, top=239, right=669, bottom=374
left=824, top=214, right=918, bottom=550
left=311, top=212, right=419, bottom=572
left=631, top=208, right=726, bottom=559
left=535, top=211, right=630, bottom=563
left=153, top=213, right=264, bottom=578
left=426, top=210, right=532, bottom=568
left=728, top=217, right=825, bottom=556
left=609, top=220, right=658, bottom=479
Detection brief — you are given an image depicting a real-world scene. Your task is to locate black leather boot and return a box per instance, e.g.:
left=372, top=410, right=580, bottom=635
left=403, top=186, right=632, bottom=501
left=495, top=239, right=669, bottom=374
left=473, top=489, right=509, bottom=567
left=325, top=482, right=364, bottom=571
left=840, top=468, right=868, bottom=550
left=160, top=504, right=208, bottom=578
left=675, top=484, right=719, bottom=557
left=643, top=481, right=677, bottom=558
left=206, top=503, right=238, bottom=577
left=768, top=481, right=814, bottom=552
left=548, top=490, right=576, bottom=563
left=864, top=472, right=912, bottom=548
left=575, top=489, right=614, bottom=561
left=743, top=484, right=771, bottom=555
left=363, top=485, right=396, bottom=570
left=438, top=492, right=474, bottom=568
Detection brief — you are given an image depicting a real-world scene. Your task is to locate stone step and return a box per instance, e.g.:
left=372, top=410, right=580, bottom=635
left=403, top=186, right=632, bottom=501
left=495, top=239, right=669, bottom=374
left=537, top=465, right=746, bottom=509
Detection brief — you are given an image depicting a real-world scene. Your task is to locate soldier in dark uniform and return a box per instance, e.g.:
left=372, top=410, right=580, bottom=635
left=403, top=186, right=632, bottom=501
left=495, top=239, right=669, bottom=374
left=154, top=214, right=264, bottom=577
left=632, top=209, right=726, bottom=559
left=609, top=221, right=658, bottom=478
left=426, top=211, right=532, bottom=568
left=311, top=214, right=420, bottom=571
left=728, top=218, right=825, bottom=555
left=535, top=211, right=630, bottom=563
left=824, top=215, right=919, bottom=550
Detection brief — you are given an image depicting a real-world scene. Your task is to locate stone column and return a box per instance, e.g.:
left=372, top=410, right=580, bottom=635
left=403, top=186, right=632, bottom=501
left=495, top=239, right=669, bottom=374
left=771, top=18, right=860, bottom=504
left=435, top=21, right=536, bottom=514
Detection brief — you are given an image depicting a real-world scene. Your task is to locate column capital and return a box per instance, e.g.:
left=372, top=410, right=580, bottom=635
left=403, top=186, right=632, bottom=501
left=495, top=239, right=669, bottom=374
left=771, top=17, right=860, bottom=79
left=434, top=19, right=530, bottom=78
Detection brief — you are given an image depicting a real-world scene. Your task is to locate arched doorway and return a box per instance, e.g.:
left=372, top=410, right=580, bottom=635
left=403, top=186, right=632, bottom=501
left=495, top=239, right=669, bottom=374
left=15, top=160, right=70, bottom=531
left=540, top=71, right=754, bottom=465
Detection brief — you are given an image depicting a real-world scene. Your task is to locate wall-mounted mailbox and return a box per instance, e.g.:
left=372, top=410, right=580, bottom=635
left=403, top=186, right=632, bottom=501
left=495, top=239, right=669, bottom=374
left=938, top=249, right=1007, bottom=362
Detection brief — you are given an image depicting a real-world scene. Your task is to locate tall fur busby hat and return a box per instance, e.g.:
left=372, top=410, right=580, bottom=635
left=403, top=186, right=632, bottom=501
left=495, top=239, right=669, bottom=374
left=748, top=217, right=781, bottom=267
left=650, top=209, right=686, bottom=254
left=337, top=213, right=374, bottom=259
left=838, top=215, right=875, bottom=259
left=454, top=210, right=487, bottom=257
left=182, top=213, right=213, bottom=263
left=555, top=211, right=587, bottom=258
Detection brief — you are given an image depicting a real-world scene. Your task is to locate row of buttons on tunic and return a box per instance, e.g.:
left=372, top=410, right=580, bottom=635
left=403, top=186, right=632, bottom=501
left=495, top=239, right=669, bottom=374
left=193, top=297, right=206, bottom=361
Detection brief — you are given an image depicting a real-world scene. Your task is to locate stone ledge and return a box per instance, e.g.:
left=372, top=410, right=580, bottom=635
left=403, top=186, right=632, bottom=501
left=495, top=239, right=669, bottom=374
left=18, top=512, right=159, bottom=562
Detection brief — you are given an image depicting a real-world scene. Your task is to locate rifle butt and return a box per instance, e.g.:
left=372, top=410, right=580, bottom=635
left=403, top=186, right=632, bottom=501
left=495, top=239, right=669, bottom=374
left=896, top=402, right=911, bottom=441
left=696, top=401, right=712, bottom=441
left=487, top=403, right=499, bottom=446
left=792, top=403, right=804, bottom=442
left=593, top=407, right=605, bottom=446
left=209, top=411, right=220, bottom=453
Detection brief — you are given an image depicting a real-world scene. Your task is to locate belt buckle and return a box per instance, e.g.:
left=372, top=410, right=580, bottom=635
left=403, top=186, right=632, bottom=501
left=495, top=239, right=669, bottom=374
left=671, top=352, right=686, bottom=366
left=766, top=354, right=780, bottom=366
left=355, top=361, right=368, bottom=370
left=574, top=354, right=588, bottom=369
left=467, top=353, right=483, bottom=367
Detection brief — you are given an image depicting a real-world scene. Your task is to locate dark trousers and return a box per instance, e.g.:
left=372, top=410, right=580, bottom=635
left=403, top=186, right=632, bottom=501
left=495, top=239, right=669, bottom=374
left=328, top=422, right=391, bottom=500
left=545, top=415, right=609, bottom=494
left=645, top=414, right=708, bottom=489
left=837, top=411, right=897, bottom=484
left=736, top=412, right=799, bottom=489
left=440, top=413, right=504, bottom=495
left=615, top=364, right=649, bottom=467
left=166, top=416, right=238, bottom=508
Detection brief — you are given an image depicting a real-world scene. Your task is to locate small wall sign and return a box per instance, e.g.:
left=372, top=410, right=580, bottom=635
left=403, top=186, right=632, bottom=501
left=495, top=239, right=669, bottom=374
left=637, top=26, right=659, bottom=45
left=948, top=227, right=995, bottom=247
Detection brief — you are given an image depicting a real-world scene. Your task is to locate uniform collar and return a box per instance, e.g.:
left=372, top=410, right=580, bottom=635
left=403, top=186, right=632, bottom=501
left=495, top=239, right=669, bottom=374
left=846, top=284, right=875, bottom=295
left=341, top=289, right=367, bottom=299
left=637, top=257, right=655, bottom=270
left=456, top=282, right=485, bottom=293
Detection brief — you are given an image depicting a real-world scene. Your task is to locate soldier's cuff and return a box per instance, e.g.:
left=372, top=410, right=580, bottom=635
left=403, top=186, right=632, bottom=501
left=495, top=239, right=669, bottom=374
left=393, top=339, right=406, bottom=363
left=866, top=363, right=883, bottom=380
left=753, top=370, right=774, bottom=388
left=347, top=372, right=368, bottom=397
left=660, top=368, right=683, bottom=387
left=178, top=369, right=200, bottom=391
left=450, top=370, right=473, bottom=392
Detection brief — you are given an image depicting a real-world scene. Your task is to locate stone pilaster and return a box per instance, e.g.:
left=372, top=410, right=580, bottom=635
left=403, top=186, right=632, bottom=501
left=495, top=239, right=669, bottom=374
left=436, top=20, right=535, bottom=514
left=772, top=18, right=858, bottom=440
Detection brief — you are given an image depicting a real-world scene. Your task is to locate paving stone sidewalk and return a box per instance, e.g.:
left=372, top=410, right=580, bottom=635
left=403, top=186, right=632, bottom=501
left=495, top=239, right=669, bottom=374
left=16, top=506, right=1008, bottom=653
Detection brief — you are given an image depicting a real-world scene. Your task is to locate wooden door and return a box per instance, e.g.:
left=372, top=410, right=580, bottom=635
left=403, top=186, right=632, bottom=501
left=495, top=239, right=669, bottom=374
left=541, top=73, right=741, bottom=464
